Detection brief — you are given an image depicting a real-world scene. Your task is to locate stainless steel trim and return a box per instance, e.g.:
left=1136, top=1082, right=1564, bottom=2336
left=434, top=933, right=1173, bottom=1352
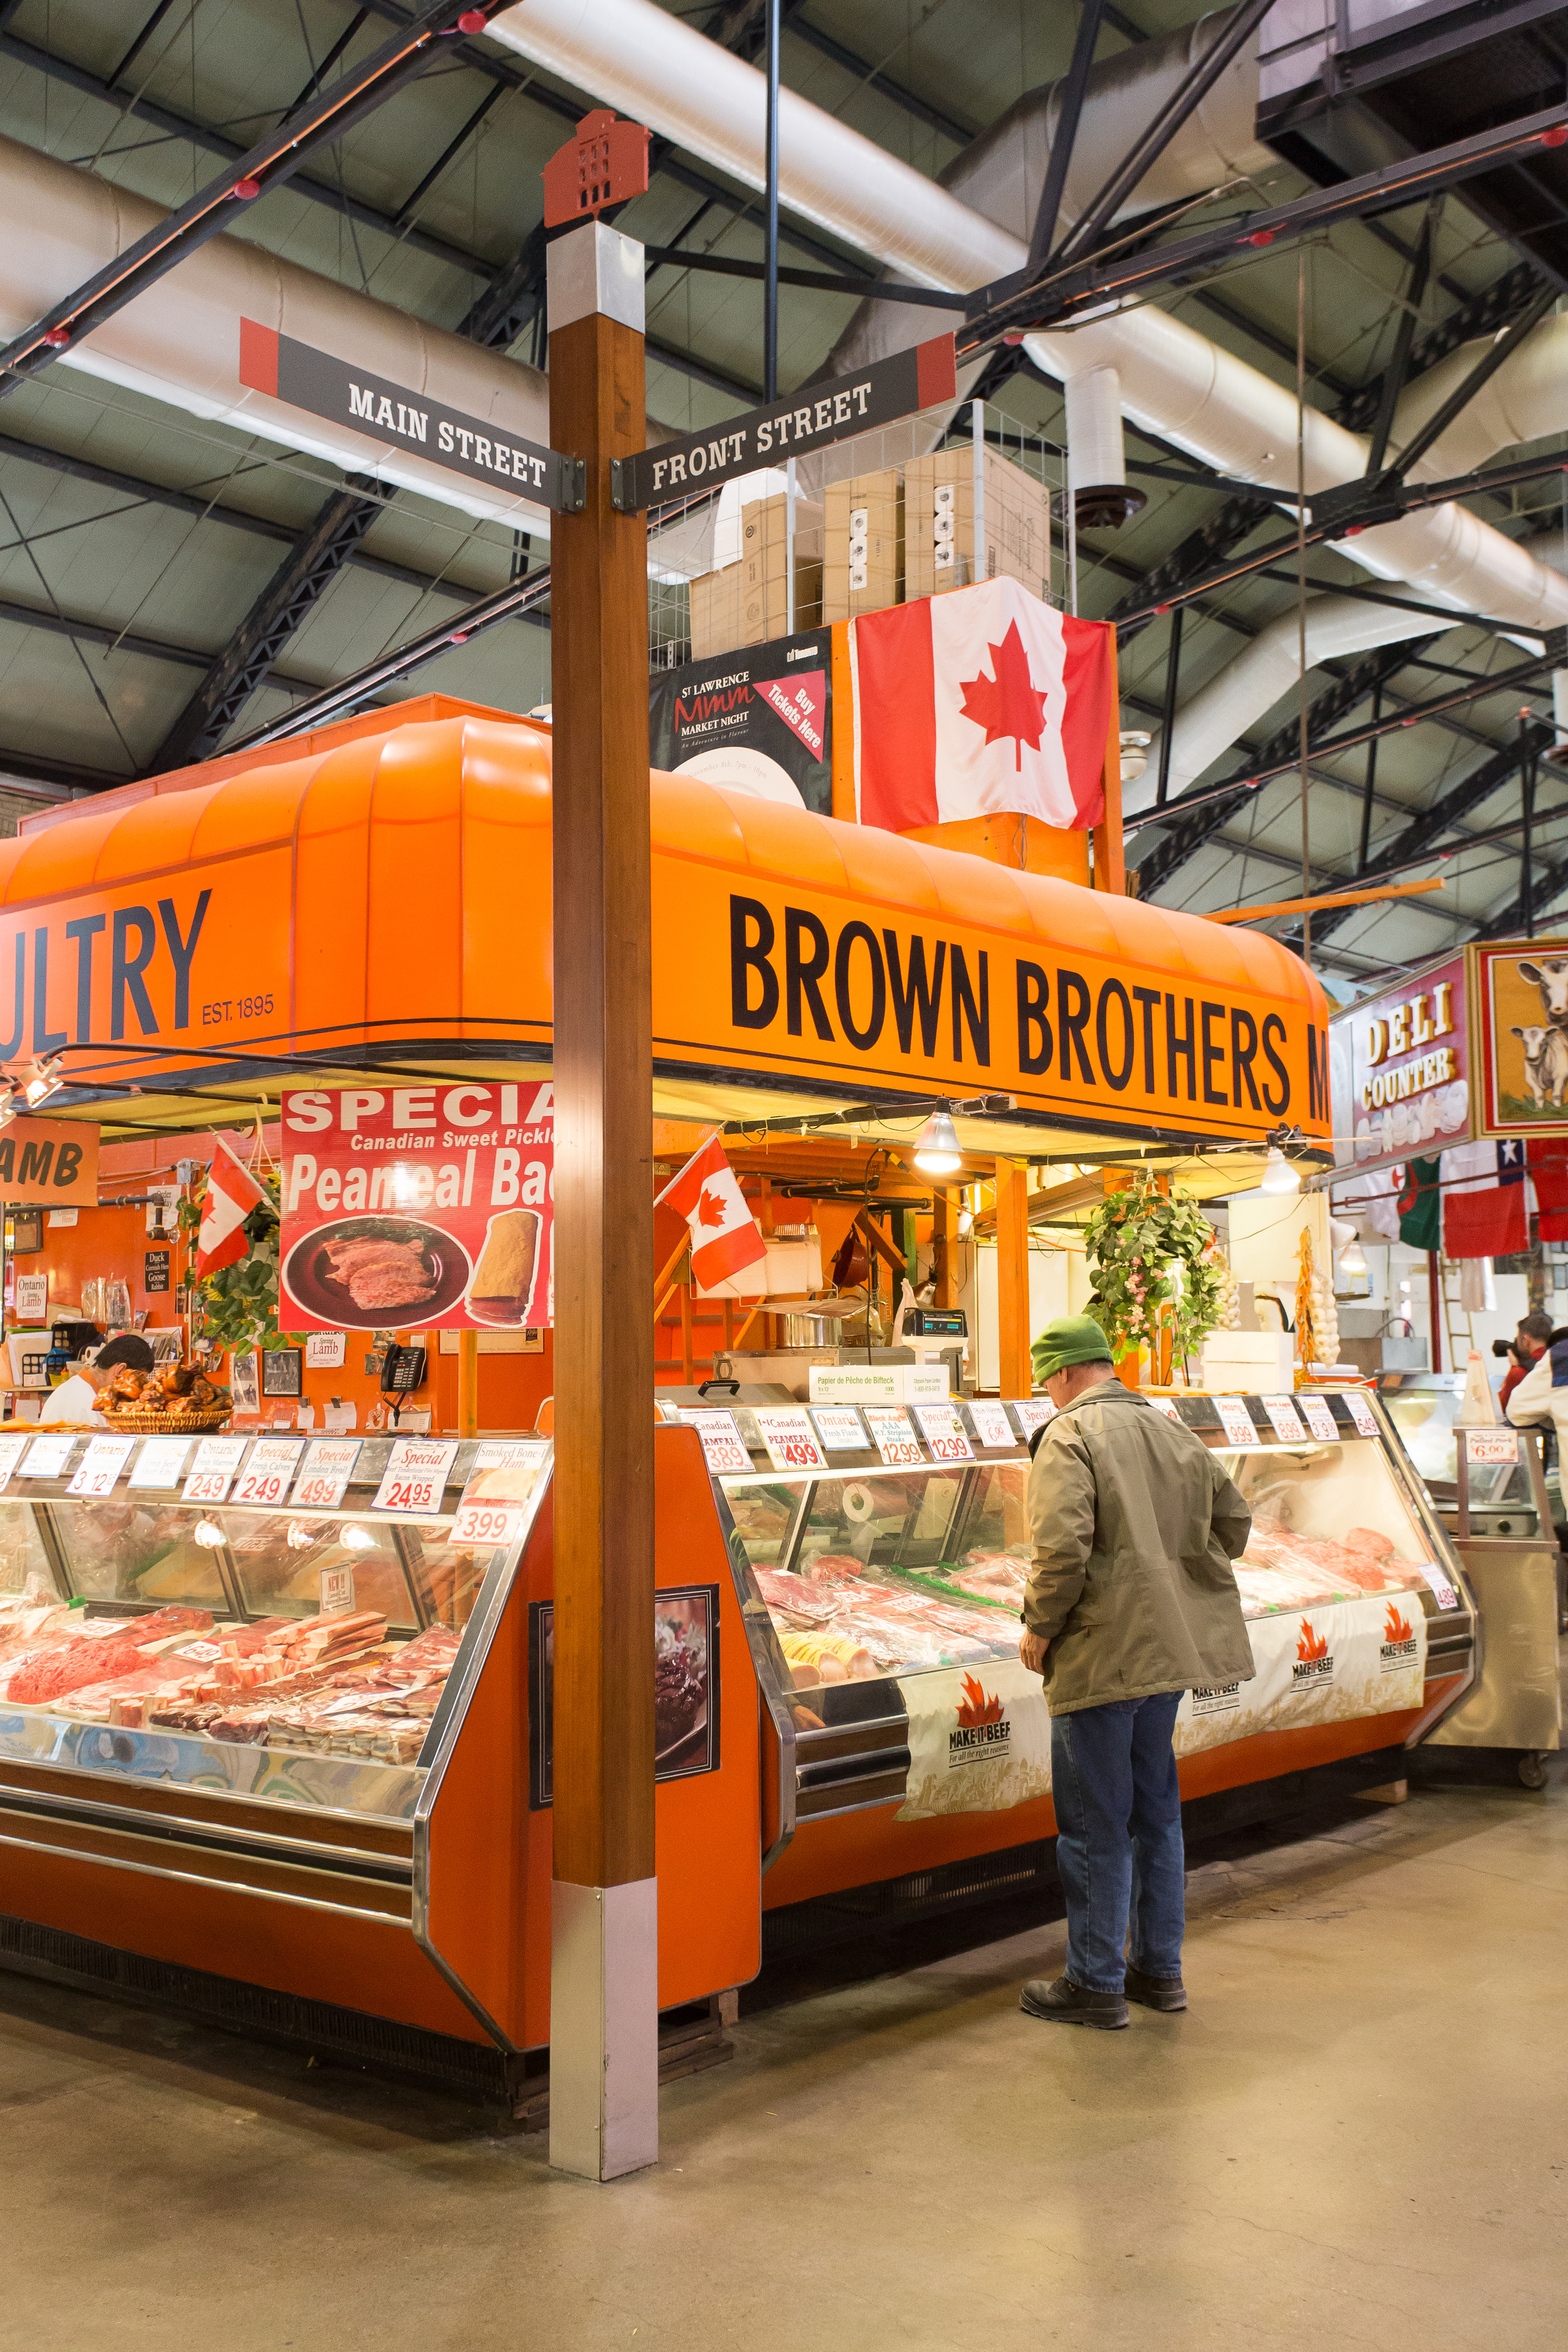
left=797, top=1745, right=912, bottom=1788
left=709, top=1477, right=797, bottom=1874
left=1357, top=1387, right=1481, bottom=1740
left=0, top=1823, right=413, bottom=1922
left=387, top=1520, right=432, bottom=1631
left=0, top=1783, right=413, bottom=1880
left=792, top=1787, right=906, bottom=1824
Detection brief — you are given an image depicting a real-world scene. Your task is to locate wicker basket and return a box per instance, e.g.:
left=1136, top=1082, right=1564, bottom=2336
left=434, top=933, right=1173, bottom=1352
left=97, top=1406, right=232, bottom=1434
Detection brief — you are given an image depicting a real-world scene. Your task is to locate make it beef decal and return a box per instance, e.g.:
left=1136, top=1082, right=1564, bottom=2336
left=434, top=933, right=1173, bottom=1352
left=729, top=894, right=1329, bottom=1121
left=949, top=1673, right=1009, bottom=1768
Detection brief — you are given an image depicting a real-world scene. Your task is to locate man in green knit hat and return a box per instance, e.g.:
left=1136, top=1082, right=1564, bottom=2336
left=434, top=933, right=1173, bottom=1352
left=1017, top=1314, right=1253, bottom=2030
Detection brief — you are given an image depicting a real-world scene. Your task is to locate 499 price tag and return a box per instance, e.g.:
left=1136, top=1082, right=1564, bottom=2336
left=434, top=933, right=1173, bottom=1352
left=751, top=1409, right=827, bottom=1473
left=291, top=1437, right=363, bottom=1512
left=374, top=1438, right=460, bottom=1515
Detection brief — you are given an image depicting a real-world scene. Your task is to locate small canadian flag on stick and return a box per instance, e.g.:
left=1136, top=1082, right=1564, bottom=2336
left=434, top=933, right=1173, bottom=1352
left=194, top=1135, right=268, bottom=1278
left=656, top=1136, right=768, bottom=1295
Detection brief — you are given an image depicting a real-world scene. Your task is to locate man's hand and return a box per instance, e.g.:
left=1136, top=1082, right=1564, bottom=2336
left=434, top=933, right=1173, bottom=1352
left=1018, top=1629, right=1049, bottom=1673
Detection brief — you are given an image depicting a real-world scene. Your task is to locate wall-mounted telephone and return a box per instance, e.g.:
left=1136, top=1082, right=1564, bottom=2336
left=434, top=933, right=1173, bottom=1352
left=379, top=1342, right=427, bottom=1395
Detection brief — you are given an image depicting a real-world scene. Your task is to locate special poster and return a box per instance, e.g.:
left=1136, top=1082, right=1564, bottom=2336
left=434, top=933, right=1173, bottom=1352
left=649, top=630, right=832, bottom=813
left=279, top=1081, right=553, bottom=1333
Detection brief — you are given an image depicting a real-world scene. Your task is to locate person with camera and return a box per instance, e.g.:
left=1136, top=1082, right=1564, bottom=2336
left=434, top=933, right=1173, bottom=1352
left=1498, top=1311, right=1554, bottom=1411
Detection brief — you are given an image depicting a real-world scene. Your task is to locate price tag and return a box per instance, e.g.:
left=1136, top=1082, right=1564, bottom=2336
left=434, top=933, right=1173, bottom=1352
left=374, top=1436, right=460, bottom=1515
left=66, top=1436, right=135, bottom=1498
left=319, top=1564, right=356, bottom=1616
left=1011, top=1401, right=1056, bottom=1440
left=1343, top=1391, right=1380, bottom=1438
left=751, top=1408, right=827, bottom=1473
left=181, top=1435, right=248, bottom=1504
left=1212, top=1396, right=1260, bottom=1446
left=0, top=1432, right=33, bottom=1493
left=128, top=1436, right=193, bottom=1491
left=1417, top=1560, right=1461, bottom=1612
left=1463, top=1428, right=1518, bottom=1466
left=291, top=1437, right=364, bottom=1511
left=968, top=1401, right=1017, bottom=1449
left=1259, top=1394, right=1308, bottom=1443
left=808, top=1406, right=866, bottom=1454
left=677, top=1408, right=753, bottom=1476
left=21, top=1432, right=75, bottom=1480
left=914, top=1402, right=973, bottom=1462
left=231, top=1437, right=307, bottom=1509
left=862, top=1406, right=923, bottom=1466
left=1299, top=1394, right=1338, bottom=1442
left=1148, top=1397, right=1183, bottom=1422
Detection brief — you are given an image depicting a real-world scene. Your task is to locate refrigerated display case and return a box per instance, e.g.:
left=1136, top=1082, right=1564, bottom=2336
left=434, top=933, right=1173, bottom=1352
left=1377, top=1370, right=1544, bottom=1539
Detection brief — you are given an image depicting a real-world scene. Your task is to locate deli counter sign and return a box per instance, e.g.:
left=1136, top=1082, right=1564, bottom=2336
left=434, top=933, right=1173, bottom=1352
left=1331, top=951, right=1469, bottom=1173
left=0, top=1115, right=97, bottom=1208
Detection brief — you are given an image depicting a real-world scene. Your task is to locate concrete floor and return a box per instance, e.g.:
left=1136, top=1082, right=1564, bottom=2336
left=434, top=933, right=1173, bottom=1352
left=4, top=1777, right=1568, bottom=2352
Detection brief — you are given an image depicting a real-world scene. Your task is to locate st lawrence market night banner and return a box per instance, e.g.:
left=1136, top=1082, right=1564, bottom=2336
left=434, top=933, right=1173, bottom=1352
left=280, top=1083, right=553, bottom=1333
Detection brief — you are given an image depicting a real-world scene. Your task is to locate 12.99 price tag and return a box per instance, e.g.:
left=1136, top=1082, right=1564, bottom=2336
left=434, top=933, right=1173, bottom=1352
left=231, top=1436, right=307, bottom=1508
left=913, top=1402, right=973, bottom=1462
left=374, top=1437, right=460, bottom=1515
left=751, top=1408, right=827, bottom=1473
left=67, top=1435, right=135, bottom=1498
left=862, top=1406, right=923, bottom=1466
left=291, top=1437, right=364, bottom=1512
left=181, top=1434, right=248, bottom=1504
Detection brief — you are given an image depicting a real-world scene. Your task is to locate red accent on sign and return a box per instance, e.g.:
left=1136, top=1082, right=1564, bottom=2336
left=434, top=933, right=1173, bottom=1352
left=238, top=317, right=280, bottom=398
left=915, top=332, right=958, bottom=409
left=541, top=109, right=651, bottom=230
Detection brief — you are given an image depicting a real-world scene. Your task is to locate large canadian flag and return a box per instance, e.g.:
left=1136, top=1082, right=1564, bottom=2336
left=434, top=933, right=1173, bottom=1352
left=656, top=1136, right=768, bottom=1295
left=849, top=577, right=1115, bottom=832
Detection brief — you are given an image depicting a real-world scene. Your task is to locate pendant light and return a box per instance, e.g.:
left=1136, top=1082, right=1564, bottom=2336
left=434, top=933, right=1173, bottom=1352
left=1259, top=1146, right=1300, bottom=1196
left=913, top=1110, right=962, bottom=1175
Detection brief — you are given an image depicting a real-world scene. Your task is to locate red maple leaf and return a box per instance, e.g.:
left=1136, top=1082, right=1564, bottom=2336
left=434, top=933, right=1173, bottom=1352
left=956, top=618, right=1049, bottom=771
left=694, top=1183, right=731, bottom=1231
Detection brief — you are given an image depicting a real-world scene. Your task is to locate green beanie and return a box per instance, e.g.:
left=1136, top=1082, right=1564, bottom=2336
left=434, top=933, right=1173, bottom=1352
left=1031, top=1313, right=1115, bottom=1385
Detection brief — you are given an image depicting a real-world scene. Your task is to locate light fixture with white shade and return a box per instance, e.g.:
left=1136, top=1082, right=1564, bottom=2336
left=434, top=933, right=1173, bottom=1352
left=1259, top=1147, right=1300, bottom=1196
left=1338, top=1236, right=1367, bottom=1277
left=913, top=1110, right=961, bottom=1175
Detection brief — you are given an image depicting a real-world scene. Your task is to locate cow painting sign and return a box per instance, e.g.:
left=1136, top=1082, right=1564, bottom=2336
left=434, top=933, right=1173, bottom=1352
left=279, top=1083, right=554, bottom=1333
left=1475, top=940, right=1568, bottom=1137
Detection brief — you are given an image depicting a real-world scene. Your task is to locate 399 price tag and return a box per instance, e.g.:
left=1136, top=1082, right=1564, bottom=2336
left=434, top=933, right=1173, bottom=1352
left=914, top=1402, right=973, bottom=1462
left=374, top=1437, right=460, bottom=1514
left=751, top=1409, right=827, bottom=1473
left=231, top=1437, right=306, bottom=1508
left=451, top=1499, right=527, bottom=1548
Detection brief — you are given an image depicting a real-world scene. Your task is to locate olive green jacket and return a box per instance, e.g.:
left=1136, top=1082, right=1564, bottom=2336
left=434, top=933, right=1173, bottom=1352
left=1024, top=1379, right=1254, bottom=1715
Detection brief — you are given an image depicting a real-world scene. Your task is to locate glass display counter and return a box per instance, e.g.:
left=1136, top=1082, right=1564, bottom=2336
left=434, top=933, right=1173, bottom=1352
left=1377, top=1370, right=1545, bottom=1538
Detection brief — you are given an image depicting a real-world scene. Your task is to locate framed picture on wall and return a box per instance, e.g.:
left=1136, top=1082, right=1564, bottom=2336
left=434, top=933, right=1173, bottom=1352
left=261, top=1348, right=304, bottom=1398
left=9, top=1209, right=41, bottom=1254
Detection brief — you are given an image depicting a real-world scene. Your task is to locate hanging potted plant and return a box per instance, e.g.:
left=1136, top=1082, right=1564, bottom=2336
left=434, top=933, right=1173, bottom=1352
left=1081, top=1175, right=1226, bottom=1379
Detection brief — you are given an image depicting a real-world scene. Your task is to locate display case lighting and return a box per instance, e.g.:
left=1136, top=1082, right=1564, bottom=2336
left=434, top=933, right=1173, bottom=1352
left=341, top=1524, right=378, bottom=1551
left=1259, top=1146, right=1300, bottom=1195
left=193, top=1518, right=225, bottom=1549
left=913, top=1110, right=962, bottom=1174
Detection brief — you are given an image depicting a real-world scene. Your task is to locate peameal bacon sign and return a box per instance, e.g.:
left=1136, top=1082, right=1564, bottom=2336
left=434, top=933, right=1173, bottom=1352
left=0, top=840, right=1329, bottom=1150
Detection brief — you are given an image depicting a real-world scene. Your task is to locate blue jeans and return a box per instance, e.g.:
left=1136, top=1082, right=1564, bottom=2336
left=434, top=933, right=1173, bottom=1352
left=1049, top=1691, right=1185, bottom=1994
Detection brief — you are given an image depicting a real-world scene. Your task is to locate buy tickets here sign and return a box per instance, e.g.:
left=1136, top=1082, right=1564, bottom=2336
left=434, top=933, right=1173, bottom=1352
left=280, top=1082, right=553, bottom=1333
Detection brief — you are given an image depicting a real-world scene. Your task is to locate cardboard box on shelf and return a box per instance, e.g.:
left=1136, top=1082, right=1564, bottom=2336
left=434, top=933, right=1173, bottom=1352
left=904, top=448, right=1052, bottom=604
left=688, top=561, right=824, bottom=659
left=822, top=468, right=901, bottom=622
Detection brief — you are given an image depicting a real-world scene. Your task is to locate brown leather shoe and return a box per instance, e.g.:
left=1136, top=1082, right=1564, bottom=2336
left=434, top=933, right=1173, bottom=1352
left=1123, top=1963, right=1187, bottom=2012
left=1019, top=1974, right=1129, bottom=2029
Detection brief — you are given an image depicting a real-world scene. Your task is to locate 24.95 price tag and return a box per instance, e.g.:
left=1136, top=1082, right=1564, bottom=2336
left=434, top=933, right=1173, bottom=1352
left=373, top=1437, right=460, bottom=1514
left=231, top=1436, right=307, bottom=1508
left=751, top=1409, right=827, bottom=1473
left=181, top=1435, right=249, bottom=1505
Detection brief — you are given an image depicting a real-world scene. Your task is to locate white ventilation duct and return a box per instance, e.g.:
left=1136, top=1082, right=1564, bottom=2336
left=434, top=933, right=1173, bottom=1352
left=489, top=0, right=1568, bottom=748
left=1555, top=670, right=1568, bottom=754
left=0, top=133, right=558, bottom=532
left=1065, top=364, right=1140, bottom=529
left=1140, top=596, right=1451, bottom=804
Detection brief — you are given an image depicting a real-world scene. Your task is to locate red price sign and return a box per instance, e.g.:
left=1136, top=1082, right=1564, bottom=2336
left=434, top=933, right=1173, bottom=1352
left=294, top=1475, right=345, bottom=1510
left=290, top=1438, right=363, bottom=1512
left=752, top=1411, right=827, bottom=1473
left=235, top=1469, right=289, bottom=1506
left=232, top=1438, right=305, bottom=1509
left=67, top=1437, right=135, bottom=1498
left=374, top=1439, right=460, bottom=1514
left=914, top=1404, right=973, bottom=1462
left=864, top=1408, right=922, bottom=1466
left=452, top=1500, right=526, bottom=1548
left=182, top=1470, right=231, bottom=1504
left=181, top=1436, right=248, bottom=1506
left=1343, top=1391, right=1379, bottom=1438
left=0, top=1433, right=32, bottom=1493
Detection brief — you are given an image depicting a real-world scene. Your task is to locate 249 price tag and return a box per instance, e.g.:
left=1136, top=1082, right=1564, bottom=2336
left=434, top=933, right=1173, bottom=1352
left=181, top=1435, right=248, bottom=1505
left=232, top=1438, right=305, bottom=1508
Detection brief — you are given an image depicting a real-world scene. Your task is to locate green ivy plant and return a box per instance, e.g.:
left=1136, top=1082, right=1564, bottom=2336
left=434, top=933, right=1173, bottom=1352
left=175, top=1165, right=302, bottom=1357
left=1081, top=1176, right=1226, bottom=1374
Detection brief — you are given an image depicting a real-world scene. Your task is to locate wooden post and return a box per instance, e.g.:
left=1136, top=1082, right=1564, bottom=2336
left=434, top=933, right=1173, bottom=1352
left=457, top=1329, right=479, bottom=1437
left=932, top=1189, right=955, bottom=1311
left=546, top=219, right=657, bottom=2183
left=994, top=1160, right=1032, bottom=1398
left=1093, top=636, right=1125, bottom=896
left=679, top=1272, right=695, bottom=1389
